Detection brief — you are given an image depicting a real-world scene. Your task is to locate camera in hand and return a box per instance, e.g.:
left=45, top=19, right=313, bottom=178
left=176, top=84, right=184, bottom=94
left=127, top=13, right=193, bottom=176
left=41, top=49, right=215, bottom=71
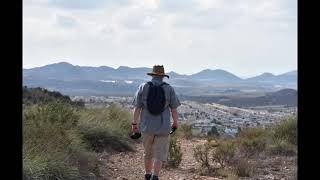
left=170, top=127, right=177, bottom=134
left=130, top=132, right=141, bottom=139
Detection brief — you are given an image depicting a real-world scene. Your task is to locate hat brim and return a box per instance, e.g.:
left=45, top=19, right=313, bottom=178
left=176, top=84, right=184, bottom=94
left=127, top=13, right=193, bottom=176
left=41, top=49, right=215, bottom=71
left=147, top=72, right=170, bottom=78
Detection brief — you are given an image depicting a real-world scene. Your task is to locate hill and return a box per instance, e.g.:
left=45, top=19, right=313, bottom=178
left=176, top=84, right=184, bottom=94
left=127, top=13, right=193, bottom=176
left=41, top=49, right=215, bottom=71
left=190, top=69, right=243, bottom=83
left=23, top=86, right=85, bottom=107
left=23, top=62, right=297, bottom=96
left=246, top=71, right=297, bottom=89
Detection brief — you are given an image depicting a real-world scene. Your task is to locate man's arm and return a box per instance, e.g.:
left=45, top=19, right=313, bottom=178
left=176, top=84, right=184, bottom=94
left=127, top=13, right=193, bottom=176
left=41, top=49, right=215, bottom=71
left=131, top=83, right=144, bottom=133
left=132, top=107, right=142, bottom=133
left=169, top=86, right=181, bottom=129
left=132, top=107, right=142, bottom=124
left=171, top=108, right=178, bottom=128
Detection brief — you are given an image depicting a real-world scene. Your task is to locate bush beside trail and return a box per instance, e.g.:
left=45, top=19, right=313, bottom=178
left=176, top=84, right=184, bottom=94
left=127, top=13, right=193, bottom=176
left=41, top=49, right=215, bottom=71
left=192, top=116, right=297, bottom=178
left=166, top=135, right=183, bottom=168
left=77, top=106, right=133, bottom=152
left=23, top=87, right=134, bottom=180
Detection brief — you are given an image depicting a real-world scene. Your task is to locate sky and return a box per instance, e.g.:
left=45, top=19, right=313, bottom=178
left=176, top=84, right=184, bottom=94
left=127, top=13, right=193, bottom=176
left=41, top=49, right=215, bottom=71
left=23, top=0, right=297, bottom=78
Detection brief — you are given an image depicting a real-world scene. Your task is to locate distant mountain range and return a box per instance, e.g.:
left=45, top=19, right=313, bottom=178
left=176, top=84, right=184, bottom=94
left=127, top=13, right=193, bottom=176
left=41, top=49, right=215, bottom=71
left=23, top=62, right=297, bottom=96
left=246, top=71, right=297, bottom=83
left=179, top=88, right=297, bottom=107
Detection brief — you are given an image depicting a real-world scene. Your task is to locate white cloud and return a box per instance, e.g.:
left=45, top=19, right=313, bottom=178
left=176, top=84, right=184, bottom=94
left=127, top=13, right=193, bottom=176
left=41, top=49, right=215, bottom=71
left=23, top=0, right=297, bottom=76
left=48, top=0, right=128, bottom=9
left=132, top=0, right=160, bottom=9
left=196, top=0, right=224, bottom=10
left=143, top=16, right=156, bottom=26
left=55, top=14, right=78, bottom=28
left=24, top=0, right=49, bottom=6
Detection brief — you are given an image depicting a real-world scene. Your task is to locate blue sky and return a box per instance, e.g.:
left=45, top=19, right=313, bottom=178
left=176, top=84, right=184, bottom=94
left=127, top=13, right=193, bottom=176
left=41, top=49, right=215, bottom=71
left=23, top=0, right=297, bottom=78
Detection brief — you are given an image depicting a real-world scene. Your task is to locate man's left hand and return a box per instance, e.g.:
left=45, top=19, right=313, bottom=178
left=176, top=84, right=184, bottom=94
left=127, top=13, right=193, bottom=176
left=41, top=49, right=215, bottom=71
left=132, top=124, right=139, bottom=133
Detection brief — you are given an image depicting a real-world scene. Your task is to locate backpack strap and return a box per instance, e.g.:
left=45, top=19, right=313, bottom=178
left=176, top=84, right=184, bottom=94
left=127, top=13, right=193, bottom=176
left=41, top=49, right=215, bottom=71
left=147, top=81, right=169, bottom=87
left=160, top=82, right=169, bottom=86
left=147, top=81, right=153, bottom=86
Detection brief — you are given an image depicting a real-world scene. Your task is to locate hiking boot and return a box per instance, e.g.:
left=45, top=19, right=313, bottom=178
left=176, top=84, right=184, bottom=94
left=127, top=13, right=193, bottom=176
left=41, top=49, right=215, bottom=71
left=145, top=174, right=152, bottom=180
left=151, top=175, right=159, bottom=180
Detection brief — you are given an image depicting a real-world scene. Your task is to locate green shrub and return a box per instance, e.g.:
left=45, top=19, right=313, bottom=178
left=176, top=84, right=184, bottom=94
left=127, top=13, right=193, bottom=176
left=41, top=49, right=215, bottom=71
left=193, top=140, right=218, bottom=170
left=23, top=103, right=97, bottom=180
left=266, top=139, right=296, bottom=156
left=23, top=103, right=82, bottom=154
left=232, top=158, right=253, bottom=177
left=264, top=116, right=297, bottom=156
left=23, top=154, right=80, bottom=180
left=79, top=106, right=131, bottom=135
left=23, top=86, right=84, bottom=108
left=86, top=152, right=101, bottom=176
left=237, top=128, right=268, bottom=156
left=212, top=140, right=236, bottom=168
left=208, top=126, right=220, bottom=137
left=238, top=127, right=269, bottom=139
left=216, top=168, right=237, bottom=179
left=79, top=125, right=132, bottom=152
left=23, top=97, right=136, bottom=179
left=77, top=107, right=133, bottom=152
left=225, top=173, right=238, bottom=180
left=107, top=105, right=132, bottom=134
left=239, top=138, right=266, bottom=157
left=76, top=151, right=101, bottom=177
left=272, top=116, right=297, bottom=145
left=178, top=123, right=192, bottom=139
left=166, top=136, right=183, bottom=168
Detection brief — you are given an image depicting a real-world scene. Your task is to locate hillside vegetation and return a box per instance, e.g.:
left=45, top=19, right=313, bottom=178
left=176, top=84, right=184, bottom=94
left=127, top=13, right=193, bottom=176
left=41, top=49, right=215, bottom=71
left=23, top=87, right=297, bottom=180
left=23, top=86, right=85, bottom=107
left=23, top=87, right=133, bottom=180
left=103, top=116, right=297, bottom=179
left=187, top=116, right=297, bottom=178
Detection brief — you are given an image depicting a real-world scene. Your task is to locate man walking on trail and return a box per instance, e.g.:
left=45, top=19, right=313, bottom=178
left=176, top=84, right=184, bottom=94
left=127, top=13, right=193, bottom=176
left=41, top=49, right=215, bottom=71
left=131, top=65, right=181, bottom=180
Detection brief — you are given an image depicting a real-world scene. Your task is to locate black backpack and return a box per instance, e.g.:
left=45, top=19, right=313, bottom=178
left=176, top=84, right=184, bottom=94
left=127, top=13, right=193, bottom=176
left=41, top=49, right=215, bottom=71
left=146, top=81, right=167, bottom=115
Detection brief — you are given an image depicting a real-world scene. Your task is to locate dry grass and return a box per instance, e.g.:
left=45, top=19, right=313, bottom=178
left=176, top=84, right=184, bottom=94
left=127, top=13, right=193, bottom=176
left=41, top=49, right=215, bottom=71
left=23, top=103, right=133, bottom=179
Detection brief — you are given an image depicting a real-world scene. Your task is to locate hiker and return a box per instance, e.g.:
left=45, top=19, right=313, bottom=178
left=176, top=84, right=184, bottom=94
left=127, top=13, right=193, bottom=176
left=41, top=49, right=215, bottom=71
left=131, top=65, right=181, bottom=180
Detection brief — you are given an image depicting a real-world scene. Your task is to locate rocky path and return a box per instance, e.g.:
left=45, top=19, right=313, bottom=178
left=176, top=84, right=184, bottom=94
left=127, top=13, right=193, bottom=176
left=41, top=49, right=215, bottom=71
left=97, top=138, right=296, bottom=180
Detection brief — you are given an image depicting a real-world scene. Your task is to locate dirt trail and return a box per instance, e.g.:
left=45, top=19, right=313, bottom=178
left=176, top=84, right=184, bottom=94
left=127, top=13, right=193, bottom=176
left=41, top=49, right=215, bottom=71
left=98, top=138, right=296, bottom=180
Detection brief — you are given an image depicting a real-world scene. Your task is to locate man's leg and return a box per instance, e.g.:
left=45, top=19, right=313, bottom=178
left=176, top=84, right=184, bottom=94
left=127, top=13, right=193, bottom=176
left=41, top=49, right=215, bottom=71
left=152, top=135, right=170, bottom=179
left=142, top=134, right=155, bottom=179
left=152, top=160, right=163, bottom=176
left=145, top=159, right=153, bottom=174
left=144, top=159, right=153, bottom=180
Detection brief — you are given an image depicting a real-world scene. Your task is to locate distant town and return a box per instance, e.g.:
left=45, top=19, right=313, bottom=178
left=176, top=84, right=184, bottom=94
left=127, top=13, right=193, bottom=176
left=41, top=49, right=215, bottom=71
left=71, top=96, right=297, bottom=137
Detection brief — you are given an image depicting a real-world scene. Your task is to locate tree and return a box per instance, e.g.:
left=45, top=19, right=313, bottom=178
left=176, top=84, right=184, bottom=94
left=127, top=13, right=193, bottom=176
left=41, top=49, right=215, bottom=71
left=208, top=126, right=219, bottom=137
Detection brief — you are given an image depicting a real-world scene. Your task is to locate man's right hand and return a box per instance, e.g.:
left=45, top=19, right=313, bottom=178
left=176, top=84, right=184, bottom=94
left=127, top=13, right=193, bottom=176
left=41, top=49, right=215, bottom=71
left=132, top=124, right=139, bottom=133
left=172, top=121, right=178, bottom=129
left=171, top=108, right=179, bottom=130
left=170, top=122, right=178, bottom=134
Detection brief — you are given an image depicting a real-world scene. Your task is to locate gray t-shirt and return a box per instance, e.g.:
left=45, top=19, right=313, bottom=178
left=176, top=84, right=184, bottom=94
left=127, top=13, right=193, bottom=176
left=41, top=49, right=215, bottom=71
left=132, top=77, right=181, bottom=135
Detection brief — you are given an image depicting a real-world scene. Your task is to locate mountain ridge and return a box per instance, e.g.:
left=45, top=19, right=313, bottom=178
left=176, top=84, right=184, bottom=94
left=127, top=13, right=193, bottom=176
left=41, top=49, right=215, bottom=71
left=23, top=62, right=297, bottom=96
left=23, top=62, right=296, bottom=80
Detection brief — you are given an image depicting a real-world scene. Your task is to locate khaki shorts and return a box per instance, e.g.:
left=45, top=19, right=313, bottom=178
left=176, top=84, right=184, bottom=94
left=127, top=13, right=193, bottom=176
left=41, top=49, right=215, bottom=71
left=142, top=133, right=170, bottom=162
